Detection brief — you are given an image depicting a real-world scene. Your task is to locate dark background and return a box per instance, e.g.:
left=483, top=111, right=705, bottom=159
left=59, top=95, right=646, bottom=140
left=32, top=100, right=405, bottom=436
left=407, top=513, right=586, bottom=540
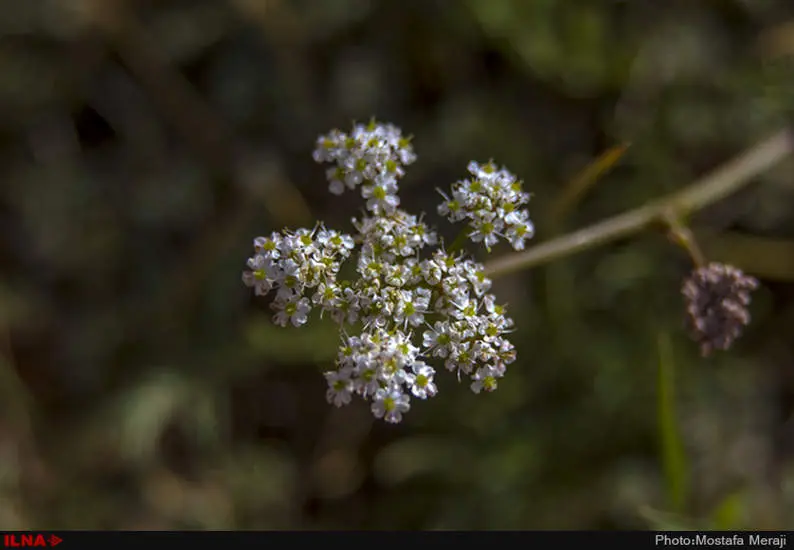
left=0, top=0, right=793, bottom=529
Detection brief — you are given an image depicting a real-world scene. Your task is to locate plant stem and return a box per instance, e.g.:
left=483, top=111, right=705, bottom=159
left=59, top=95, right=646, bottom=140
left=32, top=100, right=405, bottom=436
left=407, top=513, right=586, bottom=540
left=447, top=227, right=471, bottom=254
left=660, top=210, right=706, bottom=267
left=484, top=129, right=794, bottom=278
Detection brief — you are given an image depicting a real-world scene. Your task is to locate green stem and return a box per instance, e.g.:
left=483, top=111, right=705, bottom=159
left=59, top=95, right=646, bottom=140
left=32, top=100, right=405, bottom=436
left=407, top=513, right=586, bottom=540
left=662, top=210, right=706, bottom=268
left=657, top=331, right=689, bottom=515
left=484, top=129, right=794, bottom=278
left=447, top=227, right=471, bottom=254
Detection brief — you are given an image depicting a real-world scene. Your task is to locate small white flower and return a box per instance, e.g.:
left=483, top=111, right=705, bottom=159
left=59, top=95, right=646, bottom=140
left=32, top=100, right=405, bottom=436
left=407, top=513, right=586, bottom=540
left=362, top=176, right=400, bottom=214
left=325, top=370, right=353, bottom=407
left=253, top=234, right=281, bottom=259
left=470, top=365, right=502, bottom=394
left=328, top=171, right=346, bottom=195
left=344, top=169, right=364, bottom=189
left=505, top=218, right=534, bottom=251
left=468, top=214, right=501, bottom=251
left=409, top=362, right=437, bottom=399
left=242, top=269, right=272, bottom=296
left=422, top=321, right=454, bottom=358
left=271, top=296, right=311, bottom=327
left=445, top=341, right=475, bottom=377
left=371, top=388, right=410, bottom=423
left=312, top=282, right=342, bottom=312
left=384, top=264, right=410, bottom=287
left=466, top=160, right=495, bottom=180
left=318, top=229, right=355, bottom=255
left=354, top=366, right=380, bottom=399
left=395, top=289, right=428, bottom=328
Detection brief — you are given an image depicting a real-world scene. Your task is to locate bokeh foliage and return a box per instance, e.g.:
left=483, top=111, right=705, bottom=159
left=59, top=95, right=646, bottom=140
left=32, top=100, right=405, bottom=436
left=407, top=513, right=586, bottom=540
left=0, top=0, right=793, bottom=529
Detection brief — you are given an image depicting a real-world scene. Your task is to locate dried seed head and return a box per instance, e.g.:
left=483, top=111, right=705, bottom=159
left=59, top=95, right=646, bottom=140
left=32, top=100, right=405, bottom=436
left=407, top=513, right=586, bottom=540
left=682, top=262, right=759, bottom=356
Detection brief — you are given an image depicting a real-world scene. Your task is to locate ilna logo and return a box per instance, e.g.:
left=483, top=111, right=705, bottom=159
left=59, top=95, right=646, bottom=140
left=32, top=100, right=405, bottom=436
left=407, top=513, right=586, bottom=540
left=2, top=534, right=62, bottom=547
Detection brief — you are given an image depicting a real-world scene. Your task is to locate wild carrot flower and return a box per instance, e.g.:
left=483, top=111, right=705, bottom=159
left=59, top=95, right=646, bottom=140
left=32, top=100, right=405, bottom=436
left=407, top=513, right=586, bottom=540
left=244, top=120, right=531, bottom=422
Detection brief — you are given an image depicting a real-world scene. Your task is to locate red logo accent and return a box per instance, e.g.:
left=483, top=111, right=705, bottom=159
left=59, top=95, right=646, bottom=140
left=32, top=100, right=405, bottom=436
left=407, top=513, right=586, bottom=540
left=2, top=534, right=62, bottom=547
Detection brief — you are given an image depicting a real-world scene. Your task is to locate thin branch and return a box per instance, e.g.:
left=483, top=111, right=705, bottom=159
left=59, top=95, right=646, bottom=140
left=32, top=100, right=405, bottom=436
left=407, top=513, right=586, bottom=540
left=484, top=129, right=794, bottom=277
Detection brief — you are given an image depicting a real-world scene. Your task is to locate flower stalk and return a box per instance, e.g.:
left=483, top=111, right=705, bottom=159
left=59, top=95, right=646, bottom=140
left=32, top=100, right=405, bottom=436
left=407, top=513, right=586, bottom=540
left=484, top=129, right=794, bottom=277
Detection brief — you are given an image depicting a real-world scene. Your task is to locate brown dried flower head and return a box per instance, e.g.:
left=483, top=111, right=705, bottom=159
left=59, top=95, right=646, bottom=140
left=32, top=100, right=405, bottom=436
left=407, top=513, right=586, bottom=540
left=681, top=262, right=759, bottom=356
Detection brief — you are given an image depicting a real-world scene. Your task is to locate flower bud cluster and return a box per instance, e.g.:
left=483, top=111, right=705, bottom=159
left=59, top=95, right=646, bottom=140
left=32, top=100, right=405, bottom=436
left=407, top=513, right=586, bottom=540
left=244, top=120, right=530, bottom=423
left=682, top=262, right=758, bottom=356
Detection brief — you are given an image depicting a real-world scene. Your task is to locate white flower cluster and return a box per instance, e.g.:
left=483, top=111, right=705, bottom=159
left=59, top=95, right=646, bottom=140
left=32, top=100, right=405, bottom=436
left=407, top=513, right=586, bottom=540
left=439, top=160, right=534, bottom=251
left=242, top=227, right=355, bottom=327
left=311, top=120, right=416, bottom=215
left=244, top=120, right=531, bottom=424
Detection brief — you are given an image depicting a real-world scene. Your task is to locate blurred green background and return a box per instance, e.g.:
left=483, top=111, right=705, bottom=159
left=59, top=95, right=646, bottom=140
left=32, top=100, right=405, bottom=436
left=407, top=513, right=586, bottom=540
left=1, top=0, right=794, bottom=530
